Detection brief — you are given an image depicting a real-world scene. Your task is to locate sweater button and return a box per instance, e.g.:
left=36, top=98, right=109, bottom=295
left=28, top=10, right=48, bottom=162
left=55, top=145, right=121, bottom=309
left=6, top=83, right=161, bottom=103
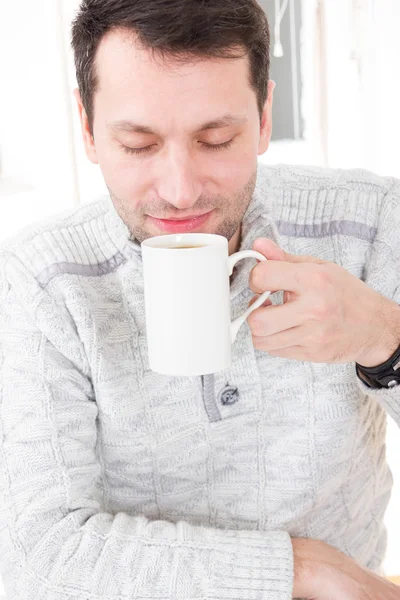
left=219, top=385, right=239, bottom=406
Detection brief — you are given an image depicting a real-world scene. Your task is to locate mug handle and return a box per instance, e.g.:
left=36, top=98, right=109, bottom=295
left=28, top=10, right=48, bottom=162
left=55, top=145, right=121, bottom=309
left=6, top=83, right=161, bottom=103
left=228, top=250, right=271, bottom=344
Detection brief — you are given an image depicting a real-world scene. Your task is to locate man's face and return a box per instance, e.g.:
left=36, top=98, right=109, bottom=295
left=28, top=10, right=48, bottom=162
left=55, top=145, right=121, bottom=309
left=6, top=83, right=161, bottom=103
left=75, top=29, right=274, bottom=251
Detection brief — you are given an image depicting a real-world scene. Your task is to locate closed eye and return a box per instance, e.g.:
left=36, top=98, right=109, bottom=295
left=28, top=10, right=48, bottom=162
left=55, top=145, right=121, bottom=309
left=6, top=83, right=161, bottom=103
left=120, top=138, right=234, bottom=156
left=120, top=144, right=157, bottom=155
left=199, top=139, right=234, bottom=151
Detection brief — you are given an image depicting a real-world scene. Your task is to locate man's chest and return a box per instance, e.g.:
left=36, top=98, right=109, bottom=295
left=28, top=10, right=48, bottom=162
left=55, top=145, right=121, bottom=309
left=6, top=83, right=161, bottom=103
left=87, top=283, right=367, bottom=530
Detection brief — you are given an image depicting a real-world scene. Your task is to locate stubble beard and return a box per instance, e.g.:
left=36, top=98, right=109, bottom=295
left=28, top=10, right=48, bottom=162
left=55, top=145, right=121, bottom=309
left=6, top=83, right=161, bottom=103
left=107, top=169, right=257, bottom=245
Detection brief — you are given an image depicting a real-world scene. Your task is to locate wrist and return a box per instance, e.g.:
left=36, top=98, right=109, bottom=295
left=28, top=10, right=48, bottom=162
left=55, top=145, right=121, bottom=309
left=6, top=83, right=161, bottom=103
left=358, top=338, right=400, bottom=368
left=291, top=537, right=365, bottom=598
left=357, top=300, right=400, bottom=368
left=292, top=538, right=327, bottom=598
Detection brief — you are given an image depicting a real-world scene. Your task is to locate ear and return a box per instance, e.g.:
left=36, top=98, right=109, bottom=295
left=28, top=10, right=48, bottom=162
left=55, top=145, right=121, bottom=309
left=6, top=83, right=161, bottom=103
left=258, top=79, right=275, bottom=155
left=73, top=88, right=98, bottom=164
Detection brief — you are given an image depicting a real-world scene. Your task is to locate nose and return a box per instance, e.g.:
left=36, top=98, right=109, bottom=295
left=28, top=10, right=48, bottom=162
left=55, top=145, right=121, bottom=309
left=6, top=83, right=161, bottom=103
left=156, top=146, right=203, bottom=210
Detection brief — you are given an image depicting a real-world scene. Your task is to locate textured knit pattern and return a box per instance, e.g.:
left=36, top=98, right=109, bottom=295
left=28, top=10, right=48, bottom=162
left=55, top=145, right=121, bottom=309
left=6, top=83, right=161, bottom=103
left=0, top=163, right=399, bottom=600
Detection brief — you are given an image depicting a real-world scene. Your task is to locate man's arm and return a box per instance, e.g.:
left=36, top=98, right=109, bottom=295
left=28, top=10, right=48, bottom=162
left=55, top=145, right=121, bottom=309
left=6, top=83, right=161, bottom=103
left=292, top=538, right=400, bottom=599
left=0, top=252, right=293, bottom=600
left=243, top=176, right=400, bottom=598
left=354, top=179, right=400, bottom=425
left=247, top=178, right=400, bottom=428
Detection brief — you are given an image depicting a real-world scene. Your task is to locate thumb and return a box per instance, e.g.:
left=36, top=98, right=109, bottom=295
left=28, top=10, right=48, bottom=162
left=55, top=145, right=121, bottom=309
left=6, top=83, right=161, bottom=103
left=252, top=238, right=286, bottom=261
left=252, top=237, right=326, bottom=264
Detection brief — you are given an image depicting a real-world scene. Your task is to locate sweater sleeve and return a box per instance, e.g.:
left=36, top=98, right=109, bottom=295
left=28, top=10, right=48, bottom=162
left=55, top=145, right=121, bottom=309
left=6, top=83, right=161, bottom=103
left=0, top=252, right=293, bottom=600
left=355, top=178, right=400, bottom=426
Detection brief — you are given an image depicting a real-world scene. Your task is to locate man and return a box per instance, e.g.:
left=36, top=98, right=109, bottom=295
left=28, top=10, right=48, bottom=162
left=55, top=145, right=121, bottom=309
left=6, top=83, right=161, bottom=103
left=0, top=0, right=399, bottom=598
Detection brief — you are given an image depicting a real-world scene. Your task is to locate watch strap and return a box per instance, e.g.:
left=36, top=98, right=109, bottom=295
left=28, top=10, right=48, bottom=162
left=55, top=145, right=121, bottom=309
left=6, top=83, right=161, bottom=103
left=356, top=343, right=400, bottom=389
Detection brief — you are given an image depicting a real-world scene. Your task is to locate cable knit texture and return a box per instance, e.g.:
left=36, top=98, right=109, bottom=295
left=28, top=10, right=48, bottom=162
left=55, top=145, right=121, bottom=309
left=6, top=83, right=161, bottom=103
left=0, top=163, right=399, bottom=600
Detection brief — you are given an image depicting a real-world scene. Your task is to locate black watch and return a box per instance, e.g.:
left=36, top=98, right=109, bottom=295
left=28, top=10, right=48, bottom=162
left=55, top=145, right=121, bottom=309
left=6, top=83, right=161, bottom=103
left=356, top=343, right=400, bottom=389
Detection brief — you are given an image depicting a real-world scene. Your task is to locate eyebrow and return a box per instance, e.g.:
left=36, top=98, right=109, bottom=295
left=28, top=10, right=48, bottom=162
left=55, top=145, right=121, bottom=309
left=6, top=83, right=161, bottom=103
left=107, top=115, right=248, bottom=134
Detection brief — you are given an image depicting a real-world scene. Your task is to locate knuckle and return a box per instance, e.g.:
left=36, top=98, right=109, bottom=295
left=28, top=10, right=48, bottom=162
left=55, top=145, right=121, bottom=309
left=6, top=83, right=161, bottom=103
left=251, top=333, right=263, bottom=350
left=312, top=265, right=332, bottom=288
left=248, top=311, right=265, bottom=336
left=311, top=299, right=331, bottom=320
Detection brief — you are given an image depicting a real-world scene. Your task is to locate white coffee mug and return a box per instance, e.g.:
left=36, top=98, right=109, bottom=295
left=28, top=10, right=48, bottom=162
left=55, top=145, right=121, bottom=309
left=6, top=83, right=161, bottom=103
left=141, top=232, right=272, bottom=376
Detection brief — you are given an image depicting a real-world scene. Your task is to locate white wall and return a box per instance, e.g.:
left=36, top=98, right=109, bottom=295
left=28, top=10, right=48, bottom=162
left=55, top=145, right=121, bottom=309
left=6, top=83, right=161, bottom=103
left=0, top=0, right=80, bottom=229
left=0, top=0, right=107, bottom=243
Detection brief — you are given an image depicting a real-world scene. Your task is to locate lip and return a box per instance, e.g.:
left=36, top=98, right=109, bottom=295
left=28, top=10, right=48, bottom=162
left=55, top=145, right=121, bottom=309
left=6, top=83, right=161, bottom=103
left=148, top=211, right=213, bottom=233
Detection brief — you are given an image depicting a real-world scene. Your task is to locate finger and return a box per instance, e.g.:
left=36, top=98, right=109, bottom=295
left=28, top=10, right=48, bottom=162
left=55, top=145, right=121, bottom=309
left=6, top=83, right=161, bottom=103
left=247, top=300, right=304, bottom=338
left=252, top=325, right=302, bottom=351
left=253, top=340, right=306, bottom=360
left=252, top=238, right=286, bottom=261
left=249, top=259, right=315, bottom=295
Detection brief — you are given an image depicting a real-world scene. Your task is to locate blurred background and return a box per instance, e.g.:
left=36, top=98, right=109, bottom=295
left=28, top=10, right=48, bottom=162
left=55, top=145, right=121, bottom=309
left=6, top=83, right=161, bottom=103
left=0, top=0, right=399, bottom=593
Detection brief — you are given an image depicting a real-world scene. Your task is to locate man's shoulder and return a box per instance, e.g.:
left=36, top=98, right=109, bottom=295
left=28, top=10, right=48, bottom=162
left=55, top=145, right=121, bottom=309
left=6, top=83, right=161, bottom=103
left=256, top=162, right=400, bottom=233
left=0, top=197, right=113, bottom=272
left=1, top=198, right=107, bottom=254
left=256, top=161, right=398, bottom=196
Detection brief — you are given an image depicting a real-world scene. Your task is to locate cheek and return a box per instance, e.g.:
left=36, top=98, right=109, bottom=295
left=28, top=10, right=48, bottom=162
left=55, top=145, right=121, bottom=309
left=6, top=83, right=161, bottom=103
left=99, top=149, right=152, bottom=198
left=208, top=145, right=257, bottom=192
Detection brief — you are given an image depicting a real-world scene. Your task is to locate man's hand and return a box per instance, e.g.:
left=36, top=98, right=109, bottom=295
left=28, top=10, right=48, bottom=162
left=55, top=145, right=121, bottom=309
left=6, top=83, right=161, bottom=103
left=292, top=537, right=400, bottom=599
left=247, top=238, right=400, bottom=367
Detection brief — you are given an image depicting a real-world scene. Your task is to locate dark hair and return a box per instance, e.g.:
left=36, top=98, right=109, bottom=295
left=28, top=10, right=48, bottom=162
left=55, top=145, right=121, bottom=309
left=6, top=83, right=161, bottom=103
left=71, top=0, right=271, bottom=136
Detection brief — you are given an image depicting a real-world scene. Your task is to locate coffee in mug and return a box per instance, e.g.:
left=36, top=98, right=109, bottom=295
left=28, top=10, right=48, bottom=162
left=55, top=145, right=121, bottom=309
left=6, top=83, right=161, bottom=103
left=168, top=245, right=206, bottom=249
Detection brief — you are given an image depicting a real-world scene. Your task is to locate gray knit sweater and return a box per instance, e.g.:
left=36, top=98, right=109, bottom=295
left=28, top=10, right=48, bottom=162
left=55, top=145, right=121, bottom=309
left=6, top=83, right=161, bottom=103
left=0, top=163, right=400, bottom=600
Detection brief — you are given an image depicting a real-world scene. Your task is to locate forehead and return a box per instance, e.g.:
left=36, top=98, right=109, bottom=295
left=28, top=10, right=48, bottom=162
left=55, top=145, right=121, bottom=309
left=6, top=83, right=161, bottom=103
left=93, top=29, right=256, bottom=124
